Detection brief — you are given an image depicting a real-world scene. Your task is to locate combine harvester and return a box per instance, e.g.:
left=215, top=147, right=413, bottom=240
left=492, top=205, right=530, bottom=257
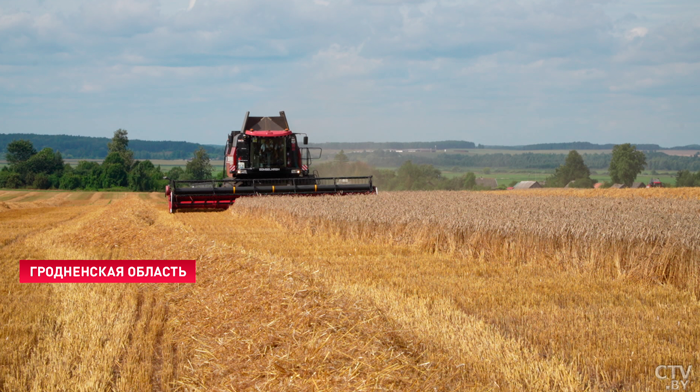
left=165, top=111, right=377, bottom=213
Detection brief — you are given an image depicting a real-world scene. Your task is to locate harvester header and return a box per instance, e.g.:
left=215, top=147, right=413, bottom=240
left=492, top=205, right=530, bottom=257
left=165, top=111, right=377, bottom=213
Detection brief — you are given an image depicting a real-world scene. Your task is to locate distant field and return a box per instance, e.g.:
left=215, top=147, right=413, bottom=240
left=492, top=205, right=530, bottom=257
left=327, top=148, right=615, bottom=157
left=660, top=149, right=700, bottom=157
left=436, top=169, right=678, bottom=186
left=332, top=148, right=699, bottom=157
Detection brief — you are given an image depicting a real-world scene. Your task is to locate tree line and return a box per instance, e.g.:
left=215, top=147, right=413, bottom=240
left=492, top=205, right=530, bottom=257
left=543, top=144, right=647, bottom=188
left=311, top=140, right=476, bottom=150
left=0, top=133, right=222, bottom=160
left=323, top=144, right=700, bottom=190
left=0, top=130, right=216, bottom=191
left=3, top=134, right=699, bottom=192
left=348, top=149, right=700, bottom=171
left=4, top=133, right=699, bottom=171
left=481, top=142, right=664, bottom=151
left=546, top=145, right=700, bottom=187
left=317, top=151, right=499, bottom=191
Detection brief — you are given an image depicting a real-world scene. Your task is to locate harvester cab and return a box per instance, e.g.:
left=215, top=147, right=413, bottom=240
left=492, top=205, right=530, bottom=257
left=165, top=112, right=377, bottom=213
left=224, top=112, right=322, bottom=181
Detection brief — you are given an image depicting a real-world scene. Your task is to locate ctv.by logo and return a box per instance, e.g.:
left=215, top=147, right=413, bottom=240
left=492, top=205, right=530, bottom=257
left=656, top=365, right=692, bottom=390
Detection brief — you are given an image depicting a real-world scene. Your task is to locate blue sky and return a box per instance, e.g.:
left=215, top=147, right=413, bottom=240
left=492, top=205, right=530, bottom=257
left=1, top=0, right=698, bottom=146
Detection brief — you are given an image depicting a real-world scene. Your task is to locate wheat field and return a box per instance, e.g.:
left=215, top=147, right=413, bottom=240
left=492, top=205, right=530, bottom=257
left=0, top=188, right=698, bottom=391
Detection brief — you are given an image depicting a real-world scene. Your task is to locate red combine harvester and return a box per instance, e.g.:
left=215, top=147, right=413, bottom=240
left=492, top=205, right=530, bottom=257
left=647, top=178, right=663, bottom=188
left=165, top=111, right=377, bottom=213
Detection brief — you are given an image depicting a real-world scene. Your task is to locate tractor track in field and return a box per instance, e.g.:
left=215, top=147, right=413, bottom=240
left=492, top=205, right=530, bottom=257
left=1, top=198, right=177, bottom=391
left=0, top=191, right=39, bottom=203
left=0, top=206, right=87, bottom=249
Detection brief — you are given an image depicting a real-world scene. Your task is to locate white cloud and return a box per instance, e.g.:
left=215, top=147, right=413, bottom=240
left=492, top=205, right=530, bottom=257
left=310, top=44, right=382, bottom=79
left=80, top=83, right=102, bottom=93
left=625, top=26, right=648, bottom=40
left=77, top=0, right=161, bottom=35
left=0, top=0, right=698, bottom=145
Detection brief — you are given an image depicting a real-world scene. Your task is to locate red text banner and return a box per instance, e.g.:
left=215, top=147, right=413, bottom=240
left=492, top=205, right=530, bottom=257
left=20, top=260, right=196, bottom=283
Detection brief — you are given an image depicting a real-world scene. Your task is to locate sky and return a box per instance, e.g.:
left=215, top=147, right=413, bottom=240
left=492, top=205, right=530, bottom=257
left=1, top=0, right=699, bottom=146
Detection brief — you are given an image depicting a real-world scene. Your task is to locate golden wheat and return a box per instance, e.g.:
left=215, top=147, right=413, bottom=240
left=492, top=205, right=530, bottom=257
left=230, top=190, right=700, bottom=390
left=2, top=194, right=465, bottom=391
left=2, top=190, right=699, bottom=391
left=236, top=190, right=700, bottom=295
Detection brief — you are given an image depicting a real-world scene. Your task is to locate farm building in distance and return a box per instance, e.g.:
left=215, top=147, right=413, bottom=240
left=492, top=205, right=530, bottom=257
left=611, top=184, right=628, bottom=189
left=476, top=178, right=498, bottom=189
left=630, top=182, right=645, bottom=189
left=513, top=181, right=542, bottom=190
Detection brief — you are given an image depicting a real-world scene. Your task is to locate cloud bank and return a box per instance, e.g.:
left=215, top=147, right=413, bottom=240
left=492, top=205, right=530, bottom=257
left=0, top=0, right=698, bottom=145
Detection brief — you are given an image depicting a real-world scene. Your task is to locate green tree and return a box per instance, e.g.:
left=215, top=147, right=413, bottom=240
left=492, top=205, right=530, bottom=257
left=25, top=148, right=64, bottom=176
left=1, top=172, right=22, bottom=188
left=167, top=167, right=184, bottom=181
left=59, top=173, right=82, bottom=190
left=128, top=160, right=154, bottom=191
left=676, top=170, right=700, bottom=187
left=128, top=160, right=164, bottom=191
left=394, top=161, right=441, bottom=190
left=185, top=147, right=212, bottom=180
left=102, top=165, right=128, bottom=188
left=152, top=165, right=168, bottom=190
left=547, top=150, right=592, bottom=187
left=371, top=169, right=396, bottom=190
left=32, top=173, right=50, bottom=189
left=6, top=140, right=37, bottom=165
left=108, top=129, right=134, bottom=168
left=104, top=152, right=126, bottom=166
left=334, top=150, right=349, bottom=164
left=464, top=172, right=476, bottom=189
left=101, top=152, right=128, bottom=188
left=609, top=144, right=646, bottom=186
left=74, top=161, right=103, bottom=189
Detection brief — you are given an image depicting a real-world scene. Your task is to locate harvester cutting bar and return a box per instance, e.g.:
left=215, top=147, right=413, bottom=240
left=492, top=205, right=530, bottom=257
left=166, top=176, right=376, bottom=213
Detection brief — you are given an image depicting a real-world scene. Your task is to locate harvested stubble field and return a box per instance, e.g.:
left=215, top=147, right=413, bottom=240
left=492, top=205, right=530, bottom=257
left=0, top=188, right=699, bottom=391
